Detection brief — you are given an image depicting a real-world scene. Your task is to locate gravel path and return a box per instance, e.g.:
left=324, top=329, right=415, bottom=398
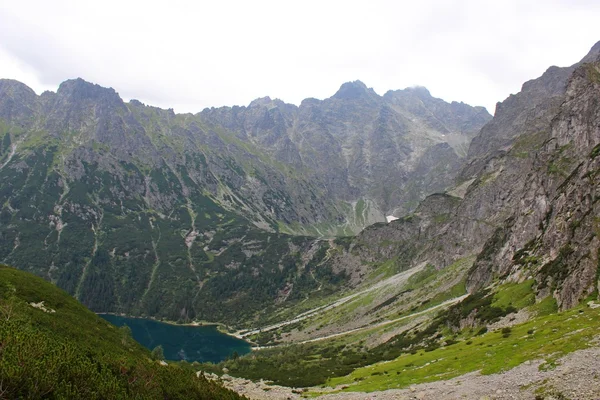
left=237, top=264, right=427, bottom=342
left=296, top=294, right=468, bottom=345
left=224, top=346, right=600, bottom=400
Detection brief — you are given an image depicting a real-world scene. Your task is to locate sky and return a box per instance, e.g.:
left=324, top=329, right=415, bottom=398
left=1, top=0, right=599, bottom=115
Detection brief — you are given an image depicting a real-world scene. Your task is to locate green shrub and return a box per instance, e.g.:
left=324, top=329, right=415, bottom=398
left=0, top=266, right=246, bottom=399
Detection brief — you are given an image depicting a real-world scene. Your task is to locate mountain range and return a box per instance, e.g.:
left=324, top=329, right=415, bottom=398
left=0, top=74, right=489, bottom=323
left=2, top=37, right=600, bottom=399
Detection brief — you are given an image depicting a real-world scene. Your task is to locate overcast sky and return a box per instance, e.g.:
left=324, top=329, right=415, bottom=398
left=1, top=0, right=599, bottom=115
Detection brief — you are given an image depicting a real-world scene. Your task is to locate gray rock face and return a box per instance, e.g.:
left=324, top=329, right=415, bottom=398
left=0, top=79, right=39, bottom=126
left=464, top=44, right=600, bottom=308
left=325, top=41, right=600, bottom=312
left=1, top=77, right=489, bottom=236
left=201, top=80, right=491, bottom=225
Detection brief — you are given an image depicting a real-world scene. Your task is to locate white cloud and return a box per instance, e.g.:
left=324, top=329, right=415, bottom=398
left=0, top=0, right=599, bottom=114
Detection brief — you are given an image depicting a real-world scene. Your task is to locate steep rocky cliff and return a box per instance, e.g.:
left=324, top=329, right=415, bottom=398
left=467, top=56, right=600, bottom=309
left=202, top=81, right=490, bottom=225
left=325, top=41, right=600, bottom=313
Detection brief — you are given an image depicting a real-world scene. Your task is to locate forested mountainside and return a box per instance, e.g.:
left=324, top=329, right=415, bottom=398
left=0, top=265, right=245, bottom=399
left=0, top=76, right=488, bottom=324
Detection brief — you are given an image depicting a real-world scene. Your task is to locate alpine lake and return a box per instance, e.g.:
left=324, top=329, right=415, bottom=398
left=99, top=314, right=251, bottom=363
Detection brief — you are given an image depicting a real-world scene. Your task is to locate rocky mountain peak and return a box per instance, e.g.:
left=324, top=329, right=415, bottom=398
left=332, top=80, right=378, bottom=101
left=56, top=78, right=124, bottom=108
left=384, top=87, right=443, bottom=108
left=0, top=79, right=39, bottom=124
left=581, top=40, right=600, bottom=63
left=248, top=96, right=290, bottom=111
left=128, top=99, right=145, bottom=107
left=383, top=85, right=432, bottom=100
left=405, top=85, right=432, bottom=97
left=299, top=97, right=321, bottom=108
left=464, top=44, right=600, bottom=166
left=249, top=96, right=273, bottom=108
left=0, top=79, right=37, bottom=99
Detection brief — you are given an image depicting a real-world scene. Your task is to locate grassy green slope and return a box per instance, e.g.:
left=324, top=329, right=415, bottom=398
left=324, top=302, right=600, bottom=393
left=0, top=265, right=246, bottom=399
left=201, top=271, right=600, bottom=393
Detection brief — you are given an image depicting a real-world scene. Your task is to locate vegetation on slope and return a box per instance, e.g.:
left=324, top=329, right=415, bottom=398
left=325, top=302, right=600, bottom=393
left=0, top=141, right=350, bottom=326
left=0, top=265, right=246, bottom=399
left=199, top=274, right=597, bottom=393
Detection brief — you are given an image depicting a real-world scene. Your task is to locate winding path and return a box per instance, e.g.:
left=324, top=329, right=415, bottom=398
left=235, top=264, right=427, bottom=339
left=252, top=294, right=467, bottom=349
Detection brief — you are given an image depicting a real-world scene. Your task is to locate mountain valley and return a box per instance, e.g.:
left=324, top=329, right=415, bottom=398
left=1, top=37, right=600, bottom=399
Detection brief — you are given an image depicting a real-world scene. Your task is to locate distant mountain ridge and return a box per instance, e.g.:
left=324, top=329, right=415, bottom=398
left=0, top=76, right=488, bottom=323
left=200, top=79, right=491, bottom=228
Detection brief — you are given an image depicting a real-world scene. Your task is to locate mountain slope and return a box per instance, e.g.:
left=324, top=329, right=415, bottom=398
left=198, top=42, right=600, bottom=398
left=201, top=81, right=491, bottom=221
left=466, top=57, right=600, bottom=307
left=0, top=265, right=245, bottom=399
left=0, top=77, right=488, bottom=324
left=226, top=40, right=600, bottom=347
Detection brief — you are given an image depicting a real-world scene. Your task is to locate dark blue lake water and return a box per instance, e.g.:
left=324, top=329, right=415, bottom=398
left=99, top=314, right=251, bottom=363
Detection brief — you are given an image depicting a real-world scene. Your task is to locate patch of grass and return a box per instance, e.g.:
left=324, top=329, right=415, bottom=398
left=367, top=258, right=401, bottom=281
left=323, top=304, right=600, bottom=393
left=433, top=213, right=450, bottom=224
left=406, top=264, right=438, bottom=289
left=531, top=296, right=559, bottom=316
left=492, top=279, right=535, bottom=310
left=585, top=63, right=600, bottom=85
left=443, top=289, right=516, bottom=328
left=411, top=278, right=467, bottom=314
left=591, top=143, right=600, bottom=159
left=510, top=131, right=548, bottom=158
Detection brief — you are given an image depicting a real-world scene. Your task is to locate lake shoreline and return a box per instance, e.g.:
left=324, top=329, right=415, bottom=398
left=98, top=313, right=253, bottom=363
left=96, top=312, right=256, bottom=345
